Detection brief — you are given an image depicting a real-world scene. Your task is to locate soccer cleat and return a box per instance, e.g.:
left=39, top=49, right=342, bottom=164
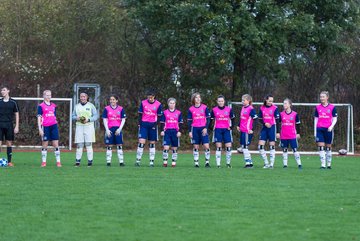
left=298, top=165, right=302, bottom=170
left=56, top=162, right=62, bottom=167
left=149, top=161, right=154, bottom=167
left=217, top=165, right=221, bottom=168
left=205, top=163, right=211, bottom=168
left=135, top=162, right=141, bottom=167
left=41, top=162, right=46, bottom=167
left=107, top=163, right=111, bottom=167
left=320, top=166, right=326, bottom=169
left=327, top=166, right=332, bottom=169
left=244, top=164, right=250, bottom=168
left=171, top=162, right=176, bottom=167
left=194, top=163, right=200, bottom=168
left=119, top=162, right=125, bottom=167
left=163, top=163, right=167, bottom=167
left=269, top=165, right=274, bottom=169
left=249, top=163, right=254, bottom=168
left=87, top=161, right=93, bottom=167
left=226, top=164, right=232, bottom=168
left=263, top=164, right=270, bottom=169
left=8, top=162, right=14, bottom=167
left=74, top=162, right=80, bottom=167
left=283, top=165, right=288, bottom=168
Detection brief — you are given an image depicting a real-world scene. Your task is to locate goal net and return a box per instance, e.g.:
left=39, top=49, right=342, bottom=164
left=229, top=102, right=354, bottom=155
left=5, top=97, right=73, bottom=150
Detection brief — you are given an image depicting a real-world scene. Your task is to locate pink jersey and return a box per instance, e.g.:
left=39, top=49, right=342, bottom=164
left=212, top=106, right=233, bottom=129
left=280, top=111, right=299, bottom=139
left=239, top=105, right=257, bottom=132
left=259, top=105, right=279, bottom=126
left=141, top=100, right=162, bottom=123
left=315, top=104, right=336, bottom=128
left=188, top=104, right=209, bottom=127
left=104, top=105, right=124, bottom=128
left=163, top=109, right=183, bottom=131
left=38, top=102, right=57, bottom=127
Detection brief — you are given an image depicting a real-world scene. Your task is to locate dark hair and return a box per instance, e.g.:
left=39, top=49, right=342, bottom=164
left=1, top=86, right=9, bottom=91
left=191, top=92, right=201, bottom=105
left=263, top=94, right=273, bottom=106
left=217, top=95, right=225, bottom=100
left=146, top=88, right=156, bottom=96
left=109, top=94, right=119, bottom=101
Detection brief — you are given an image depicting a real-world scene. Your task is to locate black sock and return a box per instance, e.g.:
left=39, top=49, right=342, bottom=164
left=7, top=146, right=12, bottom=163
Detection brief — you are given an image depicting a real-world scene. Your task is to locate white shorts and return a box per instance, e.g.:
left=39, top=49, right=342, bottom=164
left=75, top=124, right=96, bottom=143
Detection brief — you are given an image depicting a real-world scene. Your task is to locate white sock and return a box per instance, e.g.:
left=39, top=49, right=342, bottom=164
left=149, top=146, right=156, bottom=161
left=172, top=150, right=178, bottom=162
left=117, top=147, right=124, bottom=163
left=163, top=150, right=169, bottom=161
left=205, top=149, right=210, bottom=162
left=259, top=146, right=268, bottom=165
left=294, top=151, right=301, bottom=166
left=269, top=146, right=275, bottom=166
left=326, top=149, right=332, bottom=167
left=86, top=145, right=94, bottom=161
left=226, top=147, right=232, bottom=164
left=193, top=149, right=199, bottom=161
left=106, top=147, right=112, bottom=163
left=136, top=144, right=144, bottom=161
left=319, top=150, right=326, bottom=167
left=216, top=148, right=221, bottom=166
left=54, top=148, right=61, bottom=162
left=41, top=148, right=47, bottom=162
left=243, top=148, right=251, bottom=163
left=76, top=146, right=83, bottom=160
left=282, top=150, right=288, bottom=166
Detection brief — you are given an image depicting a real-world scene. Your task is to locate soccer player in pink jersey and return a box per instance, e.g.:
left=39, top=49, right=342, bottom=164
left=314, top=91, right=337, bottom=169
left=102, top=95, right=126, bottom=167
left=136, top=89, right=163, bottom=167
left=276, top=98, right=302, bottom=169
left=188, top=92, right=211, bottom=168
left=237, top=94, right=258, bottom=168
left=211, top=95, right=235, bottom=168
left=160, top=98, right=183, bottom=167
left=258, top=94, right=280, bottom=168
left=37, top=90, right=62, bottom=167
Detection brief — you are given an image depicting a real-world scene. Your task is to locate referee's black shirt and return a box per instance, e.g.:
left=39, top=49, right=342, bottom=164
left=0, top=98, right=19, bottom=122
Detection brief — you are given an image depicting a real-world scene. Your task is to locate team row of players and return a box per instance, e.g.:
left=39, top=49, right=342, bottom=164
left=0, top=87, right=337, bottom=169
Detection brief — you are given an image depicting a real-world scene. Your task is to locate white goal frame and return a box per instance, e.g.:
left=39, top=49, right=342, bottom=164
left=6, top=97, right=73, bottom=150
left=229, top=102, right=354, bottom=155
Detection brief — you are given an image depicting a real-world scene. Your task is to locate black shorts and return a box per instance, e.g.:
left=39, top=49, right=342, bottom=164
left=0, top=122, right=14, bottom=141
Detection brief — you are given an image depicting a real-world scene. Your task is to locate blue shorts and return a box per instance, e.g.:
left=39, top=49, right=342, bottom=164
left=43, top=124, right=59, bottom=141
left=138, top=122, right=158, bottom=141
left=191, top=126, right=209, bottom=145
left=163, top=129, right=180, bottom=147
left=259, top=125, right=276, bottom=142
left=280, top=139, right=298, bottom=150
left=240, top=132, right=253, bottom=147
left=316, top=127, right=333, bottom=144
left=213, top=128, right=232, bottom=144
left=104, top=126, right=123, bottom=145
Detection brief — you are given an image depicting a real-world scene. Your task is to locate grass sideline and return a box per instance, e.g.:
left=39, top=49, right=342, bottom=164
left=0, top=152, right=359, bottom=241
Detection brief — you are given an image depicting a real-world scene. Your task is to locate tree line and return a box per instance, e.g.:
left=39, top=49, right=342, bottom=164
left=0, top=0, right=359, bottom=149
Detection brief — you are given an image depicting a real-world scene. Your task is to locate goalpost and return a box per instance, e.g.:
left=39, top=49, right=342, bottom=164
left=6, top=97, right=73, bottom=150
left=228, top=102, right=354, bottom=155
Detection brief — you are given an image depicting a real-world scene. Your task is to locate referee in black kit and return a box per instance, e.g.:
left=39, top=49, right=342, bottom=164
left=0, top=86, right=19, bottom=167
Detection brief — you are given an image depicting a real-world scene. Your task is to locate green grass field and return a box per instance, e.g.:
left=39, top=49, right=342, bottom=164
left=0, top=151, right=359, bottom=241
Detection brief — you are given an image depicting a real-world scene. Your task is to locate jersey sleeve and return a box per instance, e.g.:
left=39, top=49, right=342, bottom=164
left=210, top=110, right=215, bottom=119
left=121, top=108, right=126, bottom=119
left=274, top=107, right=280, bottom=119
left=296, top=113, right=301, bottom=124
left=13, top=100, right=19, bottom=113
left=258, top=109, right=263, bottom=119
left=250, top=109, right=258, bottom=119
left=205, top=107, right=211, bottom=118
left=332, top=106, right=338, bottom=117
left=157, top=103, right=163, bottom=116
left=138, top=102, right=143, bottom=113
left=187, top=109, right=193, bottom=120
left=230, top=108, right=235, bottom=119
left=37, top=105, right=43, bottom=117
left=102, top=108, right=108, bottom=119
left=314, top=107, right=319, bottom=117
left=178, top=112, right=184, bottom=123
left=160, top=113, right=165, bottom=123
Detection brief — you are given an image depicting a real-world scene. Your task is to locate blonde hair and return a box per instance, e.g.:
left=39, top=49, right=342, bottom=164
left=242, top=94, right=253, bottom=105
left=167, top=97, right=176, bottom=104
left=320, top=91, right=329, bottom=98
left=43, top=90, right=51, bottom=96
